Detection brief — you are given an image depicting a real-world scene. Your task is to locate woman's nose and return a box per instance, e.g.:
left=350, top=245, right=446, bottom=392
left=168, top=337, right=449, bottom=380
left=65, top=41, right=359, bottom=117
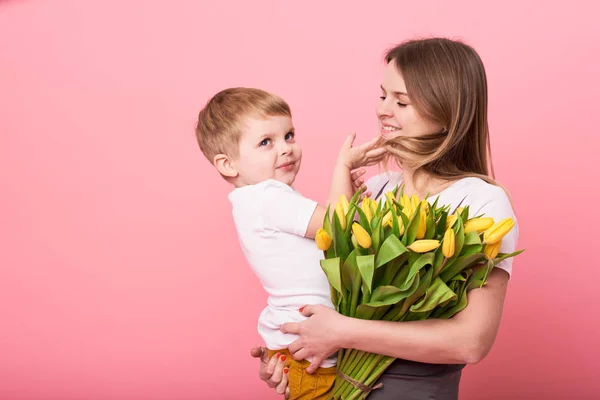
left=376, top=98, right=393, bottom=118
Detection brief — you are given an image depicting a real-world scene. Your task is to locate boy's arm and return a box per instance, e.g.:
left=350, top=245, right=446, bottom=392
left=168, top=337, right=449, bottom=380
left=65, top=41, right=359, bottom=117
left=305, top=205, right=326, bottom=239
left=304, top=133, right=386, bottom=239
left=326, top=162, right=355, bottom=211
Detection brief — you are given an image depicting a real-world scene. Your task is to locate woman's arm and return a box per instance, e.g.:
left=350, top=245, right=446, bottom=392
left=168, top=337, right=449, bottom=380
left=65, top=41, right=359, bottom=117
left=282, top=267, right=509, bottom=373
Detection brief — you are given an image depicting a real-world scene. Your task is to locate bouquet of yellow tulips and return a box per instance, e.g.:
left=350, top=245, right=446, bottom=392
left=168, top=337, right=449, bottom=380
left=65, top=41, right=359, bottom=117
left=315, top=186, right=523, bottom=400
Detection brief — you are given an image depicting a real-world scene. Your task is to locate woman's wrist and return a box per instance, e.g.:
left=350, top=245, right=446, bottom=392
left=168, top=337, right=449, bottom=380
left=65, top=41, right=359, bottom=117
left=335, top=314, right=360, bottom=349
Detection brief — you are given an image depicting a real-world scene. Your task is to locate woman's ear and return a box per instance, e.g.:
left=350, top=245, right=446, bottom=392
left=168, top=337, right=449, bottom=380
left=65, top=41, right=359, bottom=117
left=213, top=154, right=238, bottom=178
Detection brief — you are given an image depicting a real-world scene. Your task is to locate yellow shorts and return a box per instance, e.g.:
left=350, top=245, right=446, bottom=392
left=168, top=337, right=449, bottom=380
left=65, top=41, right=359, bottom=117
left=267, top=348, right=336, bottom=400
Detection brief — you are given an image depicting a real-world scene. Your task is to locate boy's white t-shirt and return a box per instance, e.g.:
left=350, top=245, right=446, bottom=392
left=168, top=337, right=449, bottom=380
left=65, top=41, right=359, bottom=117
left=365, top=172, right=519, bottom=277
left=228, top=179, right=336, bottom=368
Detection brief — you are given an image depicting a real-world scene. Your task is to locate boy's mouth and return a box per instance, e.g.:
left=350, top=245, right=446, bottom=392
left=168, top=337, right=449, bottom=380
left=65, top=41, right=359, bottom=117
left=277, top=161, right=295, bottom=170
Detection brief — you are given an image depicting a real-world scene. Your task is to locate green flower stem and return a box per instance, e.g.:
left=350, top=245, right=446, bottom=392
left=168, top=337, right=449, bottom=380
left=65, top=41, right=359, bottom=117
left=339, top=348, right=350, bottom=368
left=339, top=352, right=376, bottom=399
left=354, top=353, right=380, bottom=387
left=347, top=351, right=370, bottom=379
left=361, top=356, right=396, bottom=395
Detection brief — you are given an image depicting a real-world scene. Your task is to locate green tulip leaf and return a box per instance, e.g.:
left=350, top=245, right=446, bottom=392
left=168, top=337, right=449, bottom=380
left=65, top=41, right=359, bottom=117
left=350, top=186, right=365, bottom=206
left=425, top=208, right=436, bottom=239
left=460, top=230, right=483, bottom=256
left=404, top=206, right=421, bottom=245
left=391, top=208, right=401, bottom=238
left=493, top=249, right=526, bottom=264
left=440, top=253, right=486, bottom=283
left=436, top=284, right=468, bottom=319
left=406, top=252, right=435, bottom=284
left=436, top=211, right=449, bottom=237
left=452, top=216, right=465, bottom=258
left=371, top=215, right=382, bottom=253
left=375, top=234, right=408, bottom=269
left=355, top=207, right=372, bottom=235
left=333, top=209, right=351, bottom=261
left=341, top=249, right=360, bottom=292
left=410, top=277, right=457, bottom=313
left=357, top=254, right=375, bottom=295
left=320, top=257, right=343, bottom=296
left=365, top=283, right=417, bottom=308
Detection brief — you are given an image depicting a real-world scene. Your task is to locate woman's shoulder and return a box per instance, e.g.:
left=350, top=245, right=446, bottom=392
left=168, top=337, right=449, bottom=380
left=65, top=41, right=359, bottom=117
left=455, top=177, right=510, bottom=199
left=450, top=177, right=519, bottom=277
left=449, top=177, right=515, bottom=219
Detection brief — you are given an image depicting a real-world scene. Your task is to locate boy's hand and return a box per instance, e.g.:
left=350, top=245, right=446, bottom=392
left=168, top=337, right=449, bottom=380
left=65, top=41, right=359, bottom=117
left=351, top=169, right=372, bottom=200
left=337, top=133, right=386, bottom=170
left=250, top=346, right=290, bottom=398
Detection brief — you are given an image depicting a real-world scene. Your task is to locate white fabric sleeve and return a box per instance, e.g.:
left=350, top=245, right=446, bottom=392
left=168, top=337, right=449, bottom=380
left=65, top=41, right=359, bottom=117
left=258, top=179, right=318, bottom=237
left=476, top=186, right=519, bottom=277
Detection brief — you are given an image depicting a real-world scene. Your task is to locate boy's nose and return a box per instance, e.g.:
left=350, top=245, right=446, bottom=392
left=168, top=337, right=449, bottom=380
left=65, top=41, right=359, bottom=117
left=279, top=142, right=292, bottom=155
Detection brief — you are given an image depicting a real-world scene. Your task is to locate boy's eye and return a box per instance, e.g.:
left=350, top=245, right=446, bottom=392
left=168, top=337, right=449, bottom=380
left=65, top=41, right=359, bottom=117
left=259, top=139, right=270, bottom=146
left=285, top=131, right=295, bottom=140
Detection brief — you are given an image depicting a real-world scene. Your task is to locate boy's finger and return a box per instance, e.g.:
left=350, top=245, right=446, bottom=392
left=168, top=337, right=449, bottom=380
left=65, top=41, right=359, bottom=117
left=276, top=367, right=290, bottom=395
left=366, top=147, right=387, bottom=158
left=343, top=132, right=357, bottom=149
left=350, top=169, right=366, bottom=180
left=361, top=135, right=382, bottom=149
left=250, top=346, right=270, bottom=364
left=250, top=346, right=262, bottom=358
left=265, top=352, right=281, bottom=376
left=268, top=354, right=287, bottom=387
left=369, top=135, right=382, bottom=146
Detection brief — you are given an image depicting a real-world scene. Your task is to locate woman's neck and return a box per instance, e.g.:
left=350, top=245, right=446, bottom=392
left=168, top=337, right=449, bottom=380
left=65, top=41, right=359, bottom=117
left=400, top=167, right=455, bottom=199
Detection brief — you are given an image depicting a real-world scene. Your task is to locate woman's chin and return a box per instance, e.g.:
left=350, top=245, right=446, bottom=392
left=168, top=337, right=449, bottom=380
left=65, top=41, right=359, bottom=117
left=379, top=130, right=401, bottom=140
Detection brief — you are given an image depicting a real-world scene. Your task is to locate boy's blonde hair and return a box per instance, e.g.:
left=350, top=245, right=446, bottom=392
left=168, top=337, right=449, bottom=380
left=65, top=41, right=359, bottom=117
left=195, top=87, right=292, bottom=163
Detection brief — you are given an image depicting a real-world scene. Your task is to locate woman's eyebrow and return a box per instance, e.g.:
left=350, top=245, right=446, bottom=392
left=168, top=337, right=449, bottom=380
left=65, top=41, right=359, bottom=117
left=380, top=85, right=408, bottom=96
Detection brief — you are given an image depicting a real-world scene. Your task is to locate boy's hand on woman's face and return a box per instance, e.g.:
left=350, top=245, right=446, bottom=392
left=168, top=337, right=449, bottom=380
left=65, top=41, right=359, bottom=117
left=337, top=133, right=386, bottom=170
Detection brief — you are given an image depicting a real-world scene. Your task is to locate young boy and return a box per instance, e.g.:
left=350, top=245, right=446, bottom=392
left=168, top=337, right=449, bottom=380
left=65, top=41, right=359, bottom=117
left=195, top=87, right=383, bottom=399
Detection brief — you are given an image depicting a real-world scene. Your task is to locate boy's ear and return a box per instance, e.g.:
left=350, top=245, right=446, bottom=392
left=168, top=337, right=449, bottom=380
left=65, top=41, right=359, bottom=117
left=213, top=153, right=238, bottom=178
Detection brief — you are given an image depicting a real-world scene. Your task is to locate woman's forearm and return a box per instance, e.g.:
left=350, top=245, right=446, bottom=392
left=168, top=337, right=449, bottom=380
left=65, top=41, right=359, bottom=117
left=340, top=316, right=477, bottom=364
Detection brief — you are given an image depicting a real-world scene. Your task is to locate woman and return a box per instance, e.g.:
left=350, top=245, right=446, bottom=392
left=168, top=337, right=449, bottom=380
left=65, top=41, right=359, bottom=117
left=251, top=37, right=519, bottom=399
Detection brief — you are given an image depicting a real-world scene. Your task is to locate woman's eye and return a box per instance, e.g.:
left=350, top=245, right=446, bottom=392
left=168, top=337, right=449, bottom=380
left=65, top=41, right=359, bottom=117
left=379, top=96, right=386, bottom=100
left=397, top=102, right=407, bottom=107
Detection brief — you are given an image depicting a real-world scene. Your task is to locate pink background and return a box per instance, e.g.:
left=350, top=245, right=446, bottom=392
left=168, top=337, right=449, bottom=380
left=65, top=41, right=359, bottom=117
left=1, top=1, right=598, bottom=399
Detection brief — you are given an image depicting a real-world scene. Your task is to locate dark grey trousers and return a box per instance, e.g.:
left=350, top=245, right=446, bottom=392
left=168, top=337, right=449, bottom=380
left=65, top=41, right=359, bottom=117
left=366, top=359, right=465, bottom=400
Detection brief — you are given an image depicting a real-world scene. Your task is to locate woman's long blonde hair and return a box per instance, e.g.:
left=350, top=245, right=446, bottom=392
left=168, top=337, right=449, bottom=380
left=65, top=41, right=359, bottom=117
left=381, top=37, right=499, bottom=186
